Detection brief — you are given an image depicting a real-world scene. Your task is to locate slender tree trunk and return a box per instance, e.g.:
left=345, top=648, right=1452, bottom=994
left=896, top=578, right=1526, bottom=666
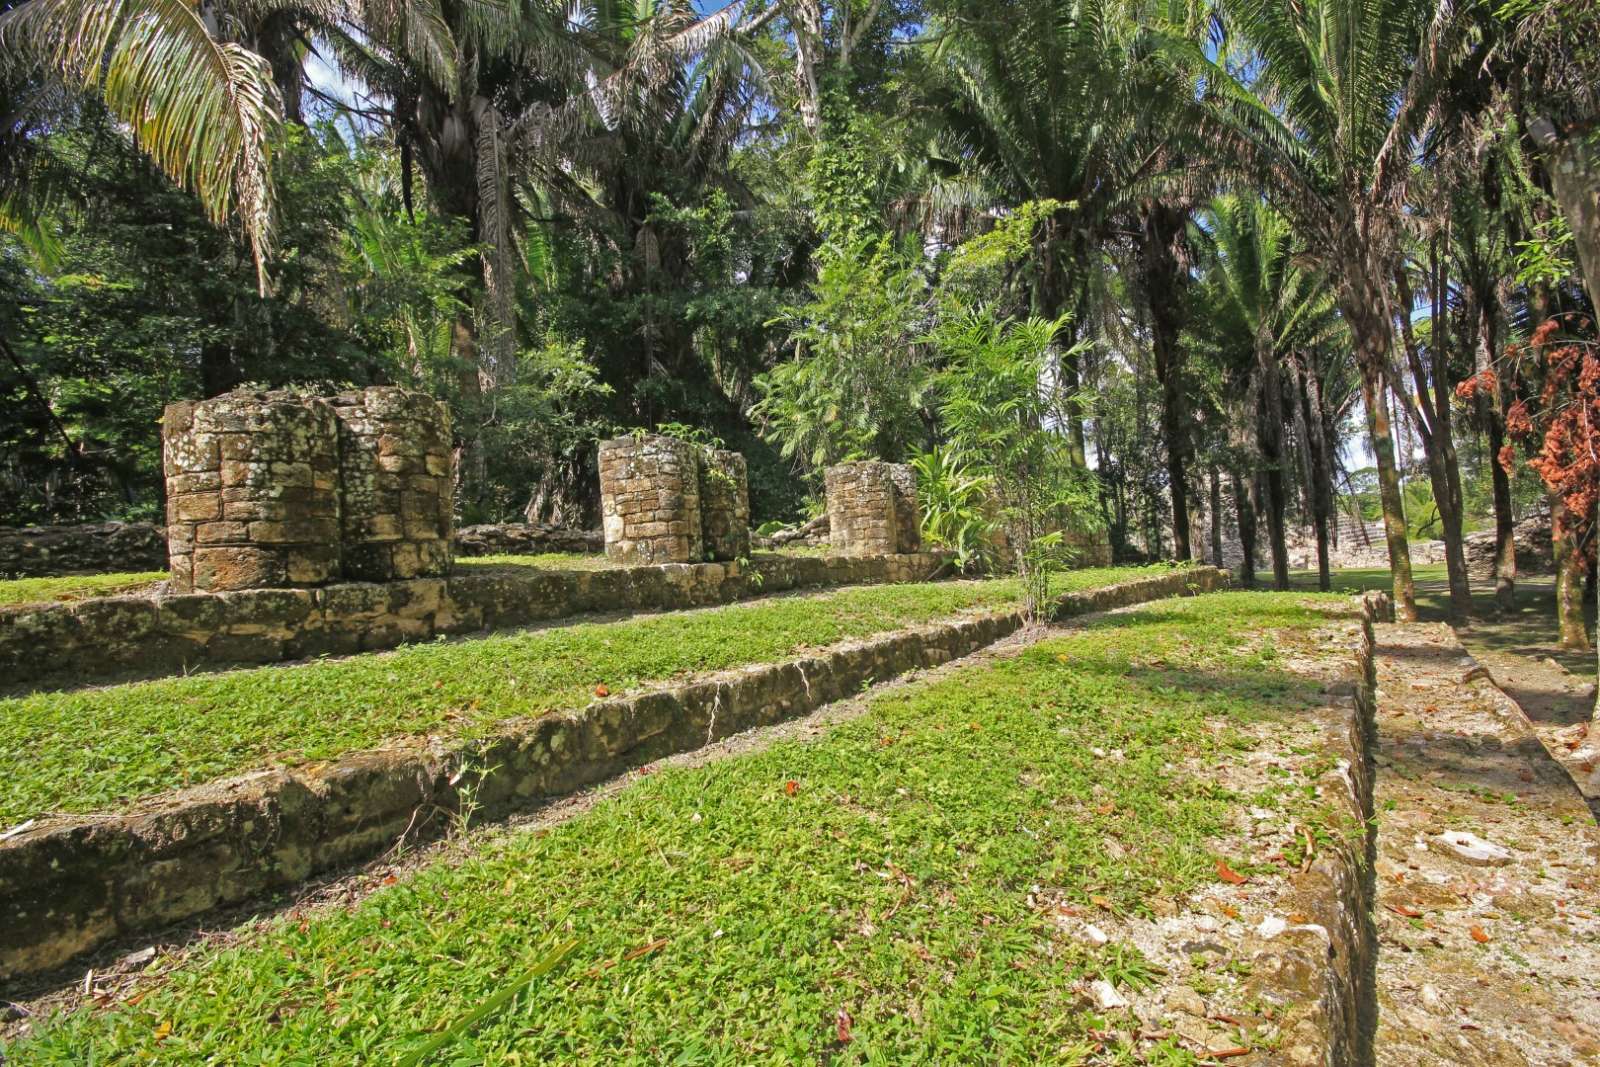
left=452, top=313, right=486, bottom=520
left=1532, top=122, right=1600, bottom=300
left=1394, top=259, right=1471, bottom=617
left=1256, top=337, right=1291, bottom=590
left=1342, top=271, right=1418, bottom=620
left=1552, top=495, right=1593, bottom=650
left=1474, top=291, right=1518, bottom=610
left=1289, top=355, right=1333, bottom=591
left=1231, top=469, right=1257, bottom=588
left=1209, top=466, right=1224, bottom=568
left=1141, top=202, right=1192, bottom=561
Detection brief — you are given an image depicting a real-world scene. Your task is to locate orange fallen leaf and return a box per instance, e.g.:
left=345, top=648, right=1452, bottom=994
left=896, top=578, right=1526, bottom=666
left=836, top=1008, right=854, bottom=1044
left=1218, top=903, right=1241, bottom=919
left=1095, top=802, right=1116, bottom=816
left=1216, top=859, right=1249, bottom=885
left=1214, top=1048, right=1252, bottom=1060
left=381, top=874, right=399, bottom=887
left=1090, top=894, right=1116, bottom=910
left=785, top=780, right=799, bottom=796
left=1387, top=903, right=1423, bottom=918
left=153, top=1020, right=173, bottom=1041
left=1469, top=925, right=1491, bottom=943
left=594, top=684, right=610, bottom=697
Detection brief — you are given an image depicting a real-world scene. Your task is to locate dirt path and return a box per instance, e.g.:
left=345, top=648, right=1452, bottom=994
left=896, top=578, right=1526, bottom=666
left=1372, top=622, right=1600, bottom=1066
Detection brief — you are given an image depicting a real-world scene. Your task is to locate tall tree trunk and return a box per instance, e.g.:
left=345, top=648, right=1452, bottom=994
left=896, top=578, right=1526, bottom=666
left=1552, top=495, right=1593, bottom=651
left=1474, top=287, right=1518, bottom=610
left=452, top=313, right=486, bottom=519
left=1209, top=466, right=1224, bottom=568
left=1289, top=354, right=1333, bottom=591
left=1532, top=122, right=1600, bottom=299
left=1141, top=202, right=1192, bottom=561
left=1231, top=469, right=1257, bottom=588
left=1341, top=272, right=1418, bottom=621
left=1256, top=337, right=1291, bottom=590
left=1393, top=259, right=1471, bottom=617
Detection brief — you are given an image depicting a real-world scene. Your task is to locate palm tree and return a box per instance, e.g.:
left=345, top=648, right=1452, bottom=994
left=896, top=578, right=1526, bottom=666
left=0, top=0, right=287, bottom=289
left=1199, top=194, right=1343, bottom=590
left=1172, top=0, right=1487, bottom=619
left=927, top=0, right=1191, bottom=466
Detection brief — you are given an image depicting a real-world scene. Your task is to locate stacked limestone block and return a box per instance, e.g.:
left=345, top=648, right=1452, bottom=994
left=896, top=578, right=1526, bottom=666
left=598, top=436, right=703, bottom=564
left=888, top=463, right=922, bottom=554
left=331, top=387, right=454, bottom=581
left=699, top=449, right=750, bottom=561
left=824, top=461, right=921, bottom=557
left=163, top=392, right=342, bottom=592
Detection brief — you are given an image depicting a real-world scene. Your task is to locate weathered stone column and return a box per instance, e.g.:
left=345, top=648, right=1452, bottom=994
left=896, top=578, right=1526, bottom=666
left=699, top=448, right=750, bottom=561
left=331, top=387, right=454, bottom=581
left=598, top=435, right=703, bottom=564
left=889, top=463, right=922, bottom=554
left=162, top=391, right=341, bottom=592
left=825, top=461, right=899, bottom=556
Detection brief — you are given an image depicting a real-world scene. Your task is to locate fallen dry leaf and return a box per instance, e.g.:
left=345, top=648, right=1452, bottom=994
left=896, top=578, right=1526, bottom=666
left=836, top=1008, right=854, bottom=1044
left=594, top=684, right=610, bottom=697
left=1216, top=859, right=1249, bottom=885
left=1214, top=1045, right=1252, bottom=1059
left=1387, top=903, right=1424, bottom=919
left=1469, top=925, right=1491, bottom=944
left=785, top=780, right=799, bottom=796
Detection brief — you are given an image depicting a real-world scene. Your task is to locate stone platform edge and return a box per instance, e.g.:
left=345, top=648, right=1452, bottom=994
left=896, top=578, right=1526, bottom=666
left=0, top=552, right=950, bottom=690
left=0, top=567, right=1228, bottom=983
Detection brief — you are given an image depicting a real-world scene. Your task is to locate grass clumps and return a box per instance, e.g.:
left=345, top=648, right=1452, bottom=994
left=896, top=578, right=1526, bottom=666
left=0, top=571, right=167, bottom=607
left=6, top=590, right=1346, bottom=1064
left=0, top=568, right=1149, bottom=825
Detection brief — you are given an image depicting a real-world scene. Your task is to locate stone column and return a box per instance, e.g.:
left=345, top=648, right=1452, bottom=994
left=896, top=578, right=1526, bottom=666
left=824, top=461, right=898, bottom=557
left=162, top=391, right=341, bottom=592
left=699, top=448, right=750, bottom=561
left=331, top=387, right=454, bottom=581
left=598, top=435, right=703, bottom=564
left=888, top=463, right=922, bottom=554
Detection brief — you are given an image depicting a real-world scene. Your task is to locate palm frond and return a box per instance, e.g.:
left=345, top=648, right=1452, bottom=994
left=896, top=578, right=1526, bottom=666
left=0, top=0, right=281, bottom=290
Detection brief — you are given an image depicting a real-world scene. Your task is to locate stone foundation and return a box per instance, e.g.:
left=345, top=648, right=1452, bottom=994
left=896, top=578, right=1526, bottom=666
left=0, top=523, right=167, bottom=577
left=0, top=567, right=1228, bottom=981
left=825, top=461, right=920, bottom=557
left=455, top=524, right=603, bottom=557
left=1, top=552, right=951, bottom=690
left=699, top=449, right=750, bottom=561
left=163, top=392, right=342, bottom=593
left=331, top=388, right=453, bottom=581
left=599, top=436, right=703, bottom=564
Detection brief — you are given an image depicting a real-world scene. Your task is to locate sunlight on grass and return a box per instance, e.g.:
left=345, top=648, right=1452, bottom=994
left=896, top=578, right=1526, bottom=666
left=0, top=571, right=167, bottom=607
left=4, top=590, right=1351, bottom=1064
left=0, top=568, right=1158, bottom=825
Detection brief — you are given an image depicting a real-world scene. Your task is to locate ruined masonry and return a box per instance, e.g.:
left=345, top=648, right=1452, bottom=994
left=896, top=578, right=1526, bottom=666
left=163, top=388, right=453, bottom=593
left=331, top=388, right=454, bottom=582
left=699, top=448, right=751, bottom=562
left=598, top=435, right=704, bottom=564
left=824, top=461, right=921, bottom=557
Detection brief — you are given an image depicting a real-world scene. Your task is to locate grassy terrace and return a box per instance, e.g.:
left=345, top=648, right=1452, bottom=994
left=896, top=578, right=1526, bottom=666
left=0, top=567, right=1160, bottom=827
left=0, top=571, right=169, bottom=607
left=5, top=591, right=1343, bottom=1064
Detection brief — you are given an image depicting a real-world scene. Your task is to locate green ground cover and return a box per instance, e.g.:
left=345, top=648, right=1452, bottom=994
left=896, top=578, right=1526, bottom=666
left=0, top=567, right=1156, bottom=826
left=5, top=590, right=1343, bottom=1064
left=0, top=571, right=167, bottom=607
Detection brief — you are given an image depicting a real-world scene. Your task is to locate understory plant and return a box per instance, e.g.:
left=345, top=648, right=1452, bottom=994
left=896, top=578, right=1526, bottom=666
left=931, top=309, right=1100, bottom=616
left=911, top=445, right=998, bottom=573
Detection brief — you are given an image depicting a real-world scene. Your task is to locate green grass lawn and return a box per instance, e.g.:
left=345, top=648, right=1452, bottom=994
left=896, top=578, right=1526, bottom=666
left=0, top=571, right=168, bottom=607
left=0, top=567, right=1161, bottom=826
left=6, top=590, right=1345, bottom=1064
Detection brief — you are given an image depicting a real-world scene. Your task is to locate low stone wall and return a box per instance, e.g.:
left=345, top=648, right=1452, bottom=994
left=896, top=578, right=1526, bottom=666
left=0, top=553, right=952, bottom=690
left=1248, top=589, right=1384, bottom=1067
left=0, top=523, right=167, bottom=577
left=454, top=524, right=603, bottom=556
left=0, top=566, right=1228, bottom=982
